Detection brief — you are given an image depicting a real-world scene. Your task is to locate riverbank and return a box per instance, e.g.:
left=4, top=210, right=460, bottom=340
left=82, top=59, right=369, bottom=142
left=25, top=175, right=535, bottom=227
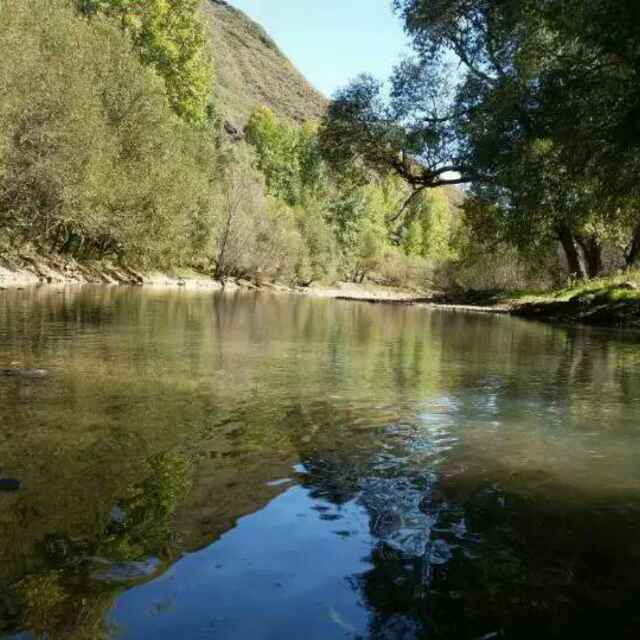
left=0, top=247, right=426, bottom=301
left=321, top=274, right=640, bottom=327
left=0, top=249, right=224, bottom=290
left=422, top=274, right=640, bottom=327
left=511, top=279, right=640, bottom=327
left=3, top=248, right=640, bottom=327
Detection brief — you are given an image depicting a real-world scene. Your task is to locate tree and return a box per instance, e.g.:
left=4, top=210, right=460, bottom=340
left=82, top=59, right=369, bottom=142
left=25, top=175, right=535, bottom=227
left=245, top=106, right=328, bottom=208
left=319, top=74, right=473, bottom=192
left=245, top=106, right=302, bottom=206
left=213, top=159, right=265, bottom=281
left=0, top=0, right=217, bottom=266
left=212, top=148, right=306, bottom=284
left=321, top=0, right=640, bottom=279
left=78, top=0, right=214, bottom=125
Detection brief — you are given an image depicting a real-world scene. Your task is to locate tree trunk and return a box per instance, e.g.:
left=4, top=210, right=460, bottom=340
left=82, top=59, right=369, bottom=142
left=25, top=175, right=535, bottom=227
left=215, top=210, right=233, bottom=281
left=575, top=233, right=603, bottom=279
left=557, top=225, right=587, bottom=280
left=625, top=225, right=640, bottom=268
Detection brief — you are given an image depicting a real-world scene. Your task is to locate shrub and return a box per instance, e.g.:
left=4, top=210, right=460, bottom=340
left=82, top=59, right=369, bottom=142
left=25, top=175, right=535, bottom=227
left=0, top=0, right=218, bottom=268
left=213, top=152, right=303, bottom=283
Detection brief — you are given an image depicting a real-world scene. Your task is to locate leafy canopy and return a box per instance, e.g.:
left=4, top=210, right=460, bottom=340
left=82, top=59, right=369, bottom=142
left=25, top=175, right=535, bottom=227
left=0, top=0, right=218, bottom=266
left=320, top=0, right=640, bottom=276
left=79, top=0, right=214, bottom=125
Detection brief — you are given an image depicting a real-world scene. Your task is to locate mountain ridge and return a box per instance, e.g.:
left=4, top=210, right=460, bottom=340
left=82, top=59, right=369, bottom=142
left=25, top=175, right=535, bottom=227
left=203, top=0, right=328, bottom=126
left=203, top=1, right=462, bottom=209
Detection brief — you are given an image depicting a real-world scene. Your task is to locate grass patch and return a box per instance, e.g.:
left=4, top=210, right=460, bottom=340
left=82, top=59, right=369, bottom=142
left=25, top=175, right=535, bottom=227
left=451, top=271, right=640, bottom=310
left=497, top=271, right=640, bottom=306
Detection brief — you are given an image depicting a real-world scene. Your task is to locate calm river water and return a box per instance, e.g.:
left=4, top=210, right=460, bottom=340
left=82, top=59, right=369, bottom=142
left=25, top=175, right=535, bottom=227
left=1, top=286, right=640, bottom=639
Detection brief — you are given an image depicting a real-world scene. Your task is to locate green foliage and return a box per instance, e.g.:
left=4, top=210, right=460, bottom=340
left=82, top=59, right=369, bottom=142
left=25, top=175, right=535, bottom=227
left=17, top=575, right=67, bottom=637
left=79, top=0, right=214, bottom=125
left=0, top=0, right=465, bottom=291
left=245, top=106, right=304, bottom=205
left=16, top=574, right=116, bottom=640
left=322, top=0, right=640, bottom=284
left=213, top=147, right=309, bottom=283
left=0, top=0, right=218, bottom=267
left=103, top=450, right=193, bottom=558
left=375, top=248, right=430, bottom=288
left=245, top=106, right=469, bottom=287
left=294, top=201, right=340, bottom=283
left=11, top=448, right=194, bottom=640
left=245, top=106, right=327, bottom=207
left=419, top=191, right=459, bottom=261
left=0, top=0, right=493, bottom=292
left=245, top=107, right=364, bottom=282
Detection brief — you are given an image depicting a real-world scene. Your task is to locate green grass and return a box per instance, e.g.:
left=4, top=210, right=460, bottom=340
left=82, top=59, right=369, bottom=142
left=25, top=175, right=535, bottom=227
left=501, top=271, right=640, bottom=306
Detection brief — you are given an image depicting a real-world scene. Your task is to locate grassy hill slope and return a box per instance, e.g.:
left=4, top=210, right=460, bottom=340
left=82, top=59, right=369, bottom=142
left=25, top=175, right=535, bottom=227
left=203, top=0, right=328, bottom=126
left=203, top=1, right=463, bottom=210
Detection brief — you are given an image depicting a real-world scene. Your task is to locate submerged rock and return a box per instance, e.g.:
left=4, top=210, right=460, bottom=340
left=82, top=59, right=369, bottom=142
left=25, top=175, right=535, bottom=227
left=0, top=368, right=48, bottom=379
left=109, top=505, right=127, bottom=525
left=0, top=479, right=22, bottom=491
left=90, top=557, right=162, bottom=584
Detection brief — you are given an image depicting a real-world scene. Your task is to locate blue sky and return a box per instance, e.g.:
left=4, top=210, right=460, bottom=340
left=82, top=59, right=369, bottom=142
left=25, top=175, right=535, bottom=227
left=226, top=0, right=410, bottom=98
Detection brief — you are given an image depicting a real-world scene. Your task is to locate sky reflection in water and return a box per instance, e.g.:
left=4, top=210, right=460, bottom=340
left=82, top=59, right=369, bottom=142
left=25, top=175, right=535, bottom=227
left=1, top=287, right=640, bottom=639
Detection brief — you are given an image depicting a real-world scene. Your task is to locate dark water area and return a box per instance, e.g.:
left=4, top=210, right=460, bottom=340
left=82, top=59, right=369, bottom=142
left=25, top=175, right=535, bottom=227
left=1, top=286, right=640, bottom=639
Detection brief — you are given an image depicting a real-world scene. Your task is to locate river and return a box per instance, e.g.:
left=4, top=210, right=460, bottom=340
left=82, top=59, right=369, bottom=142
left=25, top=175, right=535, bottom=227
left=1, top=286, right=639, bottom=639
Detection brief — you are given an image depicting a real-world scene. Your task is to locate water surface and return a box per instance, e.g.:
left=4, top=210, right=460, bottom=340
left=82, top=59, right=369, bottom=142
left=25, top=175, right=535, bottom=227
left=1, top=286, right=639, bottom=639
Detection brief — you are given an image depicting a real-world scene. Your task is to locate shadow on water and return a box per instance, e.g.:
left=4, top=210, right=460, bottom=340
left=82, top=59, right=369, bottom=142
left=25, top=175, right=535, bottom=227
left=297, top=412, right=640, bottom=639
left=1, top=287, right=640, bottom=638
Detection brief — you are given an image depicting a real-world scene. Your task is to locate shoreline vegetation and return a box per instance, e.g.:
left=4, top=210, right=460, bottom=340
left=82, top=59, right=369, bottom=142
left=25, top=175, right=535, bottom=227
left=3, top=248, right=639, bottom=328
left=3, top=1, right=640, bottom=330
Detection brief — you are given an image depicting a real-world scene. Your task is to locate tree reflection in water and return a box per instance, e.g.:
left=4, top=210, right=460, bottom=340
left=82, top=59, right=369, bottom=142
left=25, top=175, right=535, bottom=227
left=2, top=288, right=640, bottom=639
left=297, top=402, right=640, bottom=640
left=5, top=450, right=193, bottom=640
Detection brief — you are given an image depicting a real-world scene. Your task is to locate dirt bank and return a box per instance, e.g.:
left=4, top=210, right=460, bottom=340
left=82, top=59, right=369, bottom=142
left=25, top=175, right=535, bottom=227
left=329, top=285, right=640, bottom=327
left=0, top=249, right=428, bottom=301
left=0, top=250, right=224, bottom=290
left=420, top=285, right=640, bottom=327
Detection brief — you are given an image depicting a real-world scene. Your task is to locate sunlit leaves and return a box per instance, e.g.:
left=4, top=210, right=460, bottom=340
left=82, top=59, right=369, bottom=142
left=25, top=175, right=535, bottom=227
left=79, top=0, right=214, bottom=125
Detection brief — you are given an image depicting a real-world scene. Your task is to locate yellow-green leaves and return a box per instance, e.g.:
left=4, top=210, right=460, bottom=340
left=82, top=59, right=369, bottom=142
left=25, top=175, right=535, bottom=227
left=0, top=0, right=218, bottom=266
left=245, top=106, right=304, bottom=205
left=80, top=0, right=214, bottom=125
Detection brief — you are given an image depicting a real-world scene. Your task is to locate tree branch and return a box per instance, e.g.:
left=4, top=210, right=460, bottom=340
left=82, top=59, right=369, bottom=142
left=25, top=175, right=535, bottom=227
left=389, top=185, right=429, bottom=223
left=450, top=36, right=496, bottom=85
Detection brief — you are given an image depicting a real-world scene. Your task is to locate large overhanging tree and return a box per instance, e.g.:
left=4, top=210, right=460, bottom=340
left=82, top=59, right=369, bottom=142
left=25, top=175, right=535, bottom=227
left=320, top=0, right=640, bottom=278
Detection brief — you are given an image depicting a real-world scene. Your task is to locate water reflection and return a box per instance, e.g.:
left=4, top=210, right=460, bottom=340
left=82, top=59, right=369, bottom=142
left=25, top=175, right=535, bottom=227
left=1, top=287, right=640, bottom=638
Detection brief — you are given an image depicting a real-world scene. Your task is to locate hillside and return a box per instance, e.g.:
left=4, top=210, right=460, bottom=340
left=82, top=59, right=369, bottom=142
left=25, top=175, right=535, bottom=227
left=202, top=1, right=463, bottom=209
left=203, top=0, right=328, bottom=126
